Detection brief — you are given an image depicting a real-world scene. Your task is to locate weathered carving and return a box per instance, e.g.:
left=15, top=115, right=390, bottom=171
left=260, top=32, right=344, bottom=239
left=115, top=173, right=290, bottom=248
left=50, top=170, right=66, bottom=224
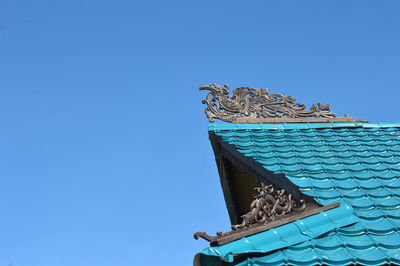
left=193, top=182, right=331, bottom=246
left=200, top=84, right=357, bottom=123
left=194, top=231, right=222, bottom=242
left=231, top=183, right=305, bottom=230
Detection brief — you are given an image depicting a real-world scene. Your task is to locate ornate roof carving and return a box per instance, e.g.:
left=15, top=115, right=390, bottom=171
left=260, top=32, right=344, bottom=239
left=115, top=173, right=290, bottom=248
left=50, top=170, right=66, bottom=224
left=194, top=182, right=339, bottom=246
left=200, top=84, right=362, bottom=123
left=231, top=183, right=305, bottom=230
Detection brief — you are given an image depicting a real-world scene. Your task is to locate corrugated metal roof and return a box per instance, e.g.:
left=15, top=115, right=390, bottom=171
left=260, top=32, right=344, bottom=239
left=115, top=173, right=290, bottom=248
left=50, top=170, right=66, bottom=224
left=197, top=122, right=400, bottom=265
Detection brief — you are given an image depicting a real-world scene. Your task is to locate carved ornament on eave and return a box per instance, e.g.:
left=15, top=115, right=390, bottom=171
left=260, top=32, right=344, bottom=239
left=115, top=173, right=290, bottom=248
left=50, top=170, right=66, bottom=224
left=194, top=182, right=340, bottom=246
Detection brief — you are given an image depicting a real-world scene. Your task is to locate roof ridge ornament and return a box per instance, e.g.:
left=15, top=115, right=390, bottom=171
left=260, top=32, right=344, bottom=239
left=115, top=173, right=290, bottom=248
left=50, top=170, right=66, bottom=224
left=200, top=84, right=364, bottom=123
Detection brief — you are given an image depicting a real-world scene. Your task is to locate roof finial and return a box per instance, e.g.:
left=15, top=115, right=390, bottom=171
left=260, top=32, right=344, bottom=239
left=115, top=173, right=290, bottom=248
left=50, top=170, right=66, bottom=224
left=200, top=84, right=362, bottom=123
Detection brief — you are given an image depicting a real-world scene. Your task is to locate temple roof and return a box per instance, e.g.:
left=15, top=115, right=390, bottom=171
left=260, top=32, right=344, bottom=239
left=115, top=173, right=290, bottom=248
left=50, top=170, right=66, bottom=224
left=195, top=122, right=400, bottom=265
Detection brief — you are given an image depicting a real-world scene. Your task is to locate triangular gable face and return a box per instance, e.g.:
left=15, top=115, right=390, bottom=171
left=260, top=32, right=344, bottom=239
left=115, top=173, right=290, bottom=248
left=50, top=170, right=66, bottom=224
left=208, top=131, right=320, bottom=225
left=195, top=130, right=343, bottom=247
left=195, top=84, right=400, bottom=266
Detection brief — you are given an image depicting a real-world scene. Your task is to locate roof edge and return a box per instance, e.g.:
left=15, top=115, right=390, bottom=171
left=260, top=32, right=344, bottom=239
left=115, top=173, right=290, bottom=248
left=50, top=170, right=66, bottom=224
left=195, top=202, right=358, bottom=265
left=209, top=122, right=400, bottom=131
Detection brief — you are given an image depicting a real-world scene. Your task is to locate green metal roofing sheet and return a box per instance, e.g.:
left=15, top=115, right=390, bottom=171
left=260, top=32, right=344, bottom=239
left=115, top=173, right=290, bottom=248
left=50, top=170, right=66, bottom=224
left=198, top=122, right=400, bottom=265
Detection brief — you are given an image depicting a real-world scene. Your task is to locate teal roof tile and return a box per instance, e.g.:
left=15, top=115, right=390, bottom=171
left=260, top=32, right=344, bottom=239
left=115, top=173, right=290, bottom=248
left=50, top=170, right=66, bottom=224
left=385, top=208, right=400, bottom=218
left=361, top=217, right=397, bottom=234
left=337, top=222, right=365, bottom=235
left=341, top=234, right=375, bottom=249
left=314, top=233, right=342, bottom=250
left=284, top=248, right=320, bottom=264
left=240, top=251, right=287, bottom=265
left=340, top=188, right=367, bottom=198
left=382, top=247, right=400, bottom=264
left=357, top=209, right=386, bottom=220
left=319, top=248, right=354, bottom=265
left=346, top=197, right=375, bottom=210
left=350, top=247, right=389, bottom=264
left=371, top=233, right=400, bottom=249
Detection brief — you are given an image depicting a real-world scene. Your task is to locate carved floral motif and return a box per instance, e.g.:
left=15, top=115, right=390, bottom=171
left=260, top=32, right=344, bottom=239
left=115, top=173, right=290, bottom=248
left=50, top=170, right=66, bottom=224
left=194, top=182, right=308, bottom=245
left=200, top=84, right=352, bottom=123
left=232, top=183, right=306, bottom=230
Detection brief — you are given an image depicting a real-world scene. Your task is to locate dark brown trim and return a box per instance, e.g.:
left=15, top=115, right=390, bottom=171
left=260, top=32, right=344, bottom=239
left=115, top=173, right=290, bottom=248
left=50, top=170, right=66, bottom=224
left=233, top=118, right=368, bottom=123
left=209, top=132, right=241, bottom=225
left=211, top=202, right=340, bottom=246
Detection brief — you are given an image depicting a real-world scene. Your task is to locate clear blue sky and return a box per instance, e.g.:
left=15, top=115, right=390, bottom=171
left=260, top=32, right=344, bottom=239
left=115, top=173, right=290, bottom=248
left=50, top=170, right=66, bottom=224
left=0, top=1, right=399, bottom=265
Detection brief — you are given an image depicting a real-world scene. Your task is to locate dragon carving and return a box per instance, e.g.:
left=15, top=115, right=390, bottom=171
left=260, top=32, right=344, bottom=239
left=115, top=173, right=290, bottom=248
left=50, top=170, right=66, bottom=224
left=199, top=84, right=351, bottom=123
left=232, top=183, right=306, bottom=230
left=194, top=182, right=308, bottom=244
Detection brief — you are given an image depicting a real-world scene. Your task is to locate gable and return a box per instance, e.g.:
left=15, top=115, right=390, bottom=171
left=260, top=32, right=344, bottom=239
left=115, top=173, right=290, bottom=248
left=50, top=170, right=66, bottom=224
left=197, top=122, right=400, bottom=265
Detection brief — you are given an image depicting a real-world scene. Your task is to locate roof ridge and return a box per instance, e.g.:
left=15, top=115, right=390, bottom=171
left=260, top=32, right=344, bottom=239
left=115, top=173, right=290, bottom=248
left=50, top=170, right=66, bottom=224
left=209, top=122, right=400, bottom=131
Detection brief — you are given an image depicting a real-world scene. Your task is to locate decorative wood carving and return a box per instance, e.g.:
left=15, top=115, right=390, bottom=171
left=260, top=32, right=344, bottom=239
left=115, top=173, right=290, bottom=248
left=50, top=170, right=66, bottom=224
left=200, top=84, right=360, bottom=123
left=194, top=182, right=340, bottom=246
left=231, top=183, right=305, bottom=230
